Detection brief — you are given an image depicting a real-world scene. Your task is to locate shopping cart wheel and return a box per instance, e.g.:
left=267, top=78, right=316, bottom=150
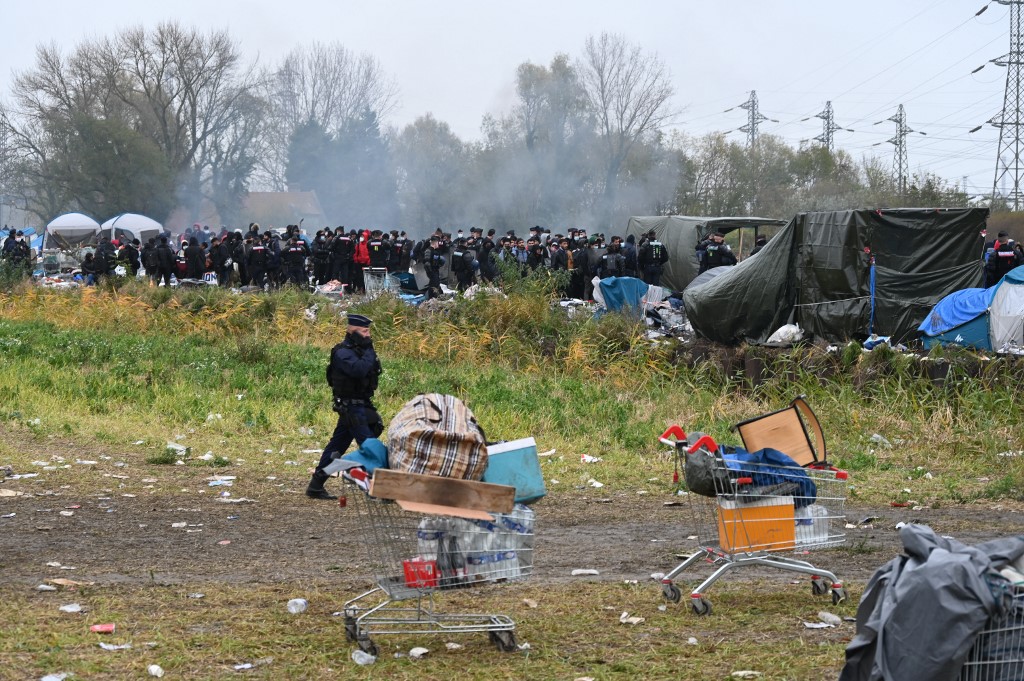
left=662, top=583, right=682, bottom=603
left=489, top=630, right=519, bottom=652
left=811, top=577, right=830, bottom=596
left=831, top=587, right=848, bottom=605
left=690, top=597, right=712, bottom=616
left=357, top=635, right=379, bottom=657
left=344, top=615, right=358, bottom=642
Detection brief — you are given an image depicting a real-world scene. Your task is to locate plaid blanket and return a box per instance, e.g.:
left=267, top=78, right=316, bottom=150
left=387, top=393, right=488, bottom=480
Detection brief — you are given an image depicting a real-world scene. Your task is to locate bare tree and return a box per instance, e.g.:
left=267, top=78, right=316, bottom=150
left=578, top=32, right=675, bottom=220
left=258, top=43, right=398, bottom=190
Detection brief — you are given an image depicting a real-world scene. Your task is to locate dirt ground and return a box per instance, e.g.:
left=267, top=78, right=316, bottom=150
left=3, top=429, right=1023, bottom=592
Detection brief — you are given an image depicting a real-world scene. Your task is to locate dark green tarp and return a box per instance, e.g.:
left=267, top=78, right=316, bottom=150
left=682, top=208, right=988, bottom=344
left=624, top=215, right=786, bottom=291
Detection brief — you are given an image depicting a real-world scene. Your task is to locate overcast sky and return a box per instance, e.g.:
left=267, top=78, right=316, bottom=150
left=1, top=0, right=1012, bottom=197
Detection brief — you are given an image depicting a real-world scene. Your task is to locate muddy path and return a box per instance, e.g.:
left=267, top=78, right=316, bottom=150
left=3, top=486, right=1021, bottom=588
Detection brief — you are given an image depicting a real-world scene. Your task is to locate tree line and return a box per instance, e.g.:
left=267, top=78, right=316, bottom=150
left=0, top=22, right=970, bottom=236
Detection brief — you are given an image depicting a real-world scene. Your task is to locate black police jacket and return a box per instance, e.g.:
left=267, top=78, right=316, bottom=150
left=327, top=338, right=382, bottom=400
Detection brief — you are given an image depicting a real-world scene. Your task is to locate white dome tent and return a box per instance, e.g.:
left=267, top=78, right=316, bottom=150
left=100, top=213, right=163, bottom=244
left=45, top=212, right=100, bottom=248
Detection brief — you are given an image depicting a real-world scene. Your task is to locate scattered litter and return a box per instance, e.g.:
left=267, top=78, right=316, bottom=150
left=217, top=540, right=232, bottom=546
left=216, top=497, right=256, bottom=504
left=731, top=673, right=764, bottom=680
left=803, top=621, right=833, bottom=629
left=687, top=535, right=698, bottom=540
left=31, top=460, right=49, bottom=467
left=36, top=584, right=57, bottom=592
left=662, top=501, right=685, bottom=507
left=688, top=636, right=698, bottom=645
left=818, top=611, right=842, bottom=626
left=517, top=642, right=531, bottom=650
left=351, top=649, right=376, bottom=665
left=523, top=599, right=538, bottom=608
left=924, top=472, right=933, bottom=479
left=171, top=522, right=186, bottom=528
left=98, top=642, right=131, bottom=651
left=445, top=642, right=463, bottom=650
left=74, top=460, right=97, bottom=466
left=59, top=511, right=74, bottom=517
left=549, top=479, right=560, bottom=485
left=58, top=603, right=83, bottom=613
left=121, top=494, right=136, bottom=498
left=891, top=502, right=911, bottom=508
left=858, top=516, right=878, bottom=525
left=650, top=572, right=665, bottom=581
left=133, top=440, right=145, bottom=445
left=571, top=569, right=600, bottom=576
left=658, top=605, right=668, bottom=612
left=148, top=664, right=164, bottom=678
left=298, top=426, right=314, bottom=436
left=66, top=505, right=81, bottom=509
left=538, top=448, right=556, bottom=457
left=998, top=451, right=1023, bottom=457
left=188, top=593, right=205, bottom=599
left=902, top=488, right=912, bottom=494
left=587, top=479, right=604, bottom=488
left=46, top=561, right=63, bottom=568
left=208, top=480, right=232, bottom=487
left=619, top=611, right=645, bottom=625
left=283, top=460, right=298, bottom=466
left=895, top=521, right=907, bottom=530
left=50, top=578, right=93, bottom=587
left=1, top=512, right=14, bottom=518
left=845, top=523, right=858, bottom=529
left=90, top=623, right=116, bottom=634
left=41, top=673, right=71, bottom=681
left=623, top=579, right=638, bottom=585
left=869, top=433, right=892, bottom=448
left=574, top=677, right=595, bottom=681
left=200, top=453, right=215, bottom=462
left=234, top=663, right=252, bottom=670
left=165, top=442, right=188, bottom=454
left=409, top=647, right=429, bottom=659
left=0, top=489, right=24, bottom=497
left=286, top=598, right=308, bottom=614
left=581, top=454, right=602, bottom=463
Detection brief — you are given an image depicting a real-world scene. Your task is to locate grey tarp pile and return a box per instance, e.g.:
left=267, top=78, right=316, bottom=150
left=840, top=524, right=1024, bottom=681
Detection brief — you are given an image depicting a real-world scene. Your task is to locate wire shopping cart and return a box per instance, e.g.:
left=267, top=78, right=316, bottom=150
left=657, top=426, right=849, bottom=615
left=362, top=267, right=401, bottom=300
left=341, top=483, right=535, bottom=656
left=958, top=589, right=1024, bottom=680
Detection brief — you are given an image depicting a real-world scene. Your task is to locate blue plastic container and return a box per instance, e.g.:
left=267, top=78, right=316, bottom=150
left=482, top=437, right=546, bottom=504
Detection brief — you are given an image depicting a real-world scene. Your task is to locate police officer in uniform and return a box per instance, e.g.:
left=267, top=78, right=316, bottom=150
left=638, top=230, right=670, bottom=285
left=307, top=313, right=384, bottom=500
left=695, top=230, right=737, bottom=274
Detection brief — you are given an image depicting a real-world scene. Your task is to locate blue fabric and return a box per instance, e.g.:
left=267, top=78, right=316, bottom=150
left=341, top=438, right=388, bottom=473
left=598, top=276, right=649, bottom=312
left=869, top=263, right=876, bottom=336
left=921, top=314, right=992, bottom=351
left=918, top=287, right=993, bottom=337
left=721, top=446, right=817, bottom=508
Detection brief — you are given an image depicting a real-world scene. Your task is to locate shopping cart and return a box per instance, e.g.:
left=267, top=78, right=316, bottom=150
left=657, top=426, right=849, bottom=615
left=362, top=267, right=401, bottom=300
left=958, top=589, right=1024, bottom=680
left=341, top=482, right=535, bottom=656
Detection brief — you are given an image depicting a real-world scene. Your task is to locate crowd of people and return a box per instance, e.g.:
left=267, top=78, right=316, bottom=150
left=68, top=222, right=698, bottom=299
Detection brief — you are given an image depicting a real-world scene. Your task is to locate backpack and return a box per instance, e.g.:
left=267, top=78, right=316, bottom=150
left=387, top=393, right=488, bottom=481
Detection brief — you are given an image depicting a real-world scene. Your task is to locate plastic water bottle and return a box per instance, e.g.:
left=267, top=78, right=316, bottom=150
left=286, top=598, right=308, bottom=614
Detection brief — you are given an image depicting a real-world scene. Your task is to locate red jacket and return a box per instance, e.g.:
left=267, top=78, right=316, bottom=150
left=353, top=230, right=371, bottom=265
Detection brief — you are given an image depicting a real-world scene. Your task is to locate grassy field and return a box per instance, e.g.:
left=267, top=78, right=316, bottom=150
left=0, top=281, right=1021, bottom=679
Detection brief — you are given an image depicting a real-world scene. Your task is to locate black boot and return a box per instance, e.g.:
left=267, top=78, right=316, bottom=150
left=305, top=470, right=337, bottom=500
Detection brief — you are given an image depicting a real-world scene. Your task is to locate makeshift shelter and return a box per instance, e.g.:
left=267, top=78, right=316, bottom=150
left=624, top=216, right=786, bottom=291
left=101, top=213, right=163, bottom=244
left=683, top=208, right=989, bottom=344
left=45, top=213, right=100, bottom=248
left=919, top=264, right=1024, bottom=351
left=684, top=266, right=732, bottom=292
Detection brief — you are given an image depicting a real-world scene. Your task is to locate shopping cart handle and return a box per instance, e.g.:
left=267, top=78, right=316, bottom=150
left=659, top=425, right=687, bottom=442
left=686, top=435, right=719, bottom=455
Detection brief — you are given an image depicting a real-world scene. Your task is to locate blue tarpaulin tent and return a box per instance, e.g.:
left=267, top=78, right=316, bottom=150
left=919, top=265, right=1024, bottom=351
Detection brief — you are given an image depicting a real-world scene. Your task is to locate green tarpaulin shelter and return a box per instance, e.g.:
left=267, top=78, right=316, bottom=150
left=624, top=215, right=786, bottom=291
left=682, top=208, right=989, bottom=345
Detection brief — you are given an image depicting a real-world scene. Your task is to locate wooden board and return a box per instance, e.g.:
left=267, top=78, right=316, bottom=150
left=370, top=469, right=515, bottom=514
left=396, top=500, right=495, bottom=521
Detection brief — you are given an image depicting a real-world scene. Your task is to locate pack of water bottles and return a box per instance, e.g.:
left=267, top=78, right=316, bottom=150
left=409, top=504, right=535, bottom=589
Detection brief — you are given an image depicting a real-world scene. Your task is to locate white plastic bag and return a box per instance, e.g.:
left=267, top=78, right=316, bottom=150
left=766, top=323, right=803, bottom=344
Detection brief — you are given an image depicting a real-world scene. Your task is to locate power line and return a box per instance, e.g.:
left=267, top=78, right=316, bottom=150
left=990, top=0, right=1024, bottom=209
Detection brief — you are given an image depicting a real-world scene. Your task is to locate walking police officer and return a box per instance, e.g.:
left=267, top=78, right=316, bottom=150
left=306, top=313, right=384, bottom=500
